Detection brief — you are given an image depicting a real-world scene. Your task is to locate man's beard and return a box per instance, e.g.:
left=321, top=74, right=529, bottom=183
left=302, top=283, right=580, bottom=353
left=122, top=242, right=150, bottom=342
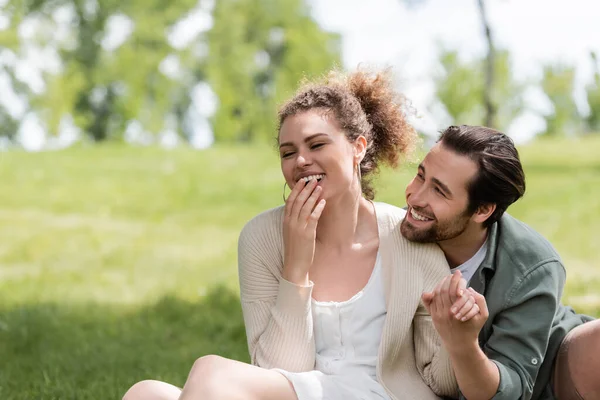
left=401, top=211, right=471, bottom=243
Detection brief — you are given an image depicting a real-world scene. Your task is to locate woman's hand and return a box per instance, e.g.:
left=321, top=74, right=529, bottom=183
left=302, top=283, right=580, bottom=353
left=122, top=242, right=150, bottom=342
left=422, top=272, right=489, bottom=352
left=282, top=179, right=326, bottom=286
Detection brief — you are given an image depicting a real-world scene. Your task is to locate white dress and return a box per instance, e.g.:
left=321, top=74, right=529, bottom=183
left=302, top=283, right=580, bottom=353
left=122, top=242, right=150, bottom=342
left=275, top=253, right=391, bottom=400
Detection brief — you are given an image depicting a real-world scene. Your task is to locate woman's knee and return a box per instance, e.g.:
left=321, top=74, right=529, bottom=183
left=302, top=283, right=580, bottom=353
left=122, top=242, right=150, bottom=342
left=122, top=379, right=181, bottom=400
left=186, top=355, right=233, bottom=395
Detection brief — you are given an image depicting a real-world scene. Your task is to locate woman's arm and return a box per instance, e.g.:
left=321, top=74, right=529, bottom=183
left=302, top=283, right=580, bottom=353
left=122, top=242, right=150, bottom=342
left=413, top=253, right=460, bottom=398
left=238, top=213, right=316, bottom=372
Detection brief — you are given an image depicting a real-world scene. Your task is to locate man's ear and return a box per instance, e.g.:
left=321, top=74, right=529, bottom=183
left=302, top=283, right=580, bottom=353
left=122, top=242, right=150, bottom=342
left=354, top=135, right=367, bottom=164
left=472, top=203, right=496, bottom=224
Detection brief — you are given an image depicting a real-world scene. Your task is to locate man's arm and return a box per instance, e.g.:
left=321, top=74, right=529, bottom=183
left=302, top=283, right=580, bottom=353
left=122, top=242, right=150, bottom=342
left=424, top=281, right=499, bottom=400
left=426, top=262, right=565, bottom=400
left=446, top=289, right=500, bottom=400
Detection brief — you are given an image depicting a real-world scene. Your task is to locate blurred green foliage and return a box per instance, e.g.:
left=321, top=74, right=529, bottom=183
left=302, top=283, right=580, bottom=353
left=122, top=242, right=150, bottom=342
left=434, top=49, right=524, bottom=132
left=0, top=0, right=340, bottom=143
left=207, top=0, right=341, bottom=142
left=540, top=64, right=581, bottom=136
left=585, top=52, right=600, bottom=133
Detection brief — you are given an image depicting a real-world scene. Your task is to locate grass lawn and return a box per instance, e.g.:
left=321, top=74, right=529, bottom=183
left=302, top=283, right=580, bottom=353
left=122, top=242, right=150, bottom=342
left=0, top=137, right=599, bottom=399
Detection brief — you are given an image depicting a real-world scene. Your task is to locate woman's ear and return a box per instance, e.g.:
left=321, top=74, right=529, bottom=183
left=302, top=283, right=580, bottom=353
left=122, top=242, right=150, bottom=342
left=354, top=136, right=367, bottom=164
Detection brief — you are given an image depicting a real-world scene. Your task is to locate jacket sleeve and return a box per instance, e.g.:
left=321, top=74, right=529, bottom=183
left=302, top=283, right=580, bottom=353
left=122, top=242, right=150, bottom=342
left=469, top=261, right=566, bottom=400
left=237, top=214, right=315, bottom=372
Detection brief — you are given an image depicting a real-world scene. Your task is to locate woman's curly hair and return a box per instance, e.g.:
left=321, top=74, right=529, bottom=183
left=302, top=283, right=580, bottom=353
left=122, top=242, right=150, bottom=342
left=278, top=68, right=417, bottom=200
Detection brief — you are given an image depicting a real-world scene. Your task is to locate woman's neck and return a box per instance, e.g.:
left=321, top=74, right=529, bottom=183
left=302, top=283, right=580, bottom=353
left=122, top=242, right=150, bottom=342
left=315, top=192, right=377, bottom=249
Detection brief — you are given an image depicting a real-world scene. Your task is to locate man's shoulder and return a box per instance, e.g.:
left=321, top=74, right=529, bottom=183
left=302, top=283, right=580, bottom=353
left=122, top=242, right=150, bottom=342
left=494, top=213, right=563, bottom=274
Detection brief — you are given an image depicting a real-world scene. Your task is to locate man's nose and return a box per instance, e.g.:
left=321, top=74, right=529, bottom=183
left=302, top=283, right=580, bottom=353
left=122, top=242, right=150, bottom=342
left=409, top=185, right=428, bottom=208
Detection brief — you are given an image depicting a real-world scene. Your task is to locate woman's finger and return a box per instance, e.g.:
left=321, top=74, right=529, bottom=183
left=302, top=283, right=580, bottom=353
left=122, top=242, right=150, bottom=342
left=455, top=295, right=475, bottom=320
left=290, top=179, right=318, bottom=219
left=448, top=270, right=462, bottom=303
left=455, top=278, right=468, bottom=300
left=299, top=184, right=322, bottom=224
left=306, top=199, right=326, bottom=232
left=450, top=293, right=470, bottom=315
left=284, top=179, right=306, bottom=217
left=459, top=303, right=480, bottom=322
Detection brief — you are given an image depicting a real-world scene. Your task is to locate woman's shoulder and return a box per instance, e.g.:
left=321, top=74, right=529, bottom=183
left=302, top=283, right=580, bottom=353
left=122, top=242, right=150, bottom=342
left=373, top=201, right=406, bottom=224
left=239, top=205, right=285, bottom=243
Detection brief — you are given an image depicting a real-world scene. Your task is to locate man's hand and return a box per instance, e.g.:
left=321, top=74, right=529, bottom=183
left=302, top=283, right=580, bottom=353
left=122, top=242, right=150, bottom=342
left=422, top=272, right=489, bottom=354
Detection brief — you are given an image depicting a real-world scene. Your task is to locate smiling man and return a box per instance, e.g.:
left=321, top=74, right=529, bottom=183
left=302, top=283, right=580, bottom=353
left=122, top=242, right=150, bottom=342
left=401, top=125, right=599, bottom=400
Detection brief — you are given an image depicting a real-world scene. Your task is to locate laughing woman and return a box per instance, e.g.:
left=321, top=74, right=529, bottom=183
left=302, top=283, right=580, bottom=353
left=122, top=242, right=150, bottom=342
left=123, top=69, right=462, bottom=400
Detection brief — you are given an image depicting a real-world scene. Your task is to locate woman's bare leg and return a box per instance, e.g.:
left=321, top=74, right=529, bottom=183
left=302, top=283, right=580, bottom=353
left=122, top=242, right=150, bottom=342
left=179, top=355, right=298, bottom=400
left=122, top=380, right=181, bottom=400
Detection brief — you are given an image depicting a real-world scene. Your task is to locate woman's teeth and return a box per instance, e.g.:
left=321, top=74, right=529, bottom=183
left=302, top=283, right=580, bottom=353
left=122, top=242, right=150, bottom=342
left=411, top=208, right=432, bottom=221
left=300, top=174, right=325, bottom=183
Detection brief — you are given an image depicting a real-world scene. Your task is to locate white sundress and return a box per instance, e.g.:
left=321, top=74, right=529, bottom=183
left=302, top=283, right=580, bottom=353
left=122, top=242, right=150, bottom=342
left=275, top=253, right=391, bottom=400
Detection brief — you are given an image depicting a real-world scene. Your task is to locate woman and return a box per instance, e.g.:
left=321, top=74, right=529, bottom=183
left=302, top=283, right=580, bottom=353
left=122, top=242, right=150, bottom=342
left=123, top=69, right=473, bottom=400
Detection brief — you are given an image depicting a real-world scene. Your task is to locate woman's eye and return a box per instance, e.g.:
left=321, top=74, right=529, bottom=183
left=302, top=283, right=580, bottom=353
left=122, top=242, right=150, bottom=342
left=281, top=152, right=294, bottom=158
left=311, top=143, right=324, bottom=150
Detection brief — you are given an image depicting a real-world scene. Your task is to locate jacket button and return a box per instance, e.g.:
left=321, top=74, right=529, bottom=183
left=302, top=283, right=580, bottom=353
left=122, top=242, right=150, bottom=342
left=531, top=358, right=538, bottom=365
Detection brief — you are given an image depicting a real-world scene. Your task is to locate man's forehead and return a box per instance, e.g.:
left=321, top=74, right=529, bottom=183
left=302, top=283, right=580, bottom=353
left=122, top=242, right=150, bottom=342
left=422, top=144, right=478, bottom=188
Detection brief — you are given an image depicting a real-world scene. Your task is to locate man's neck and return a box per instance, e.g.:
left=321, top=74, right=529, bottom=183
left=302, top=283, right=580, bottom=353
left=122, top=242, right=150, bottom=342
left=438, top=226, right=489, bottom=269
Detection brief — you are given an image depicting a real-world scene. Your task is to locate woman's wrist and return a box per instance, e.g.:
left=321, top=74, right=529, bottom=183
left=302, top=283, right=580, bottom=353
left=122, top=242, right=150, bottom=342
left=282, top=265, right=310, bottom=286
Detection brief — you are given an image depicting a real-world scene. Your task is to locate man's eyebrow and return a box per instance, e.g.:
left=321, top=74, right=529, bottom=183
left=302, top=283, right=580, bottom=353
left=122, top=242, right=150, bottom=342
left=432, top=177, right=452, bottom=197
left=420, top=164, right=452, bottom=196
left=279, top=133, right=328, bottom=149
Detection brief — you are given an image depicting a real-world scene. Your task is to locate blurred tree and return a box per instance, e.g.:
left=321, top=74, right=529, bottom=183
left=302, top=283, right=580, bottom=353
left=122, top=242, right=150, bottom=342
left=586, top=51, right=600, bottom=133
left=540, top=64, right=580, bottom=137
left=0, top=107, right=20, bottom=141
left=1, top=0, right=339, bottom=144
left=206, top=0, right=341, bottom=142
left=2, top=0, right=200, bottom=142
left=403, top=0, right=498, bottom=128
left=434, top=49, right=523, bottom=132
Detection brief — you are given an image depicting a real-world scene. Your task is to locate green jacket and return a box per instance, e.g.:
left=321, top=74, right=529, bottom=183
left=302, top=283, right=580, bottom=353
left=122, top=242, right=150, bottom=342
left=465, top=214, right=593, bottom=400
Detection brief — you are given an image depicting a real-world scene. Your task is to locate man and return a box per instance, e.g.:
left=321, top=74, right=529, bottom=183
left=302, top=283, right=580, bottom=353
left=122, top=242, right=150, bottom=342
left=401, top=125, right=599, bottom=400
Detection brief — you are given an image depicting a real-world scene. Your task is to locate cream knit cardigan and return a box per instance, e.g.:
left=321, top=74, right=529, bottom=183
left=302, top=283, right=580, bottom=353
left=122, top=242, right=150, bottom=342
left=237, top=202, right=458, bottom=399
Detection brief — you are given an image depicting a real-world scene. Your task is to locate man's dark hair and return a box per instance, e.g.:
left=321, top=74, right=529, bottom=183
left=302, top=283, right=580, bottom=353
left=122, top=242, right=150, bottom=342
left=438, top=125, right=526, bottom=227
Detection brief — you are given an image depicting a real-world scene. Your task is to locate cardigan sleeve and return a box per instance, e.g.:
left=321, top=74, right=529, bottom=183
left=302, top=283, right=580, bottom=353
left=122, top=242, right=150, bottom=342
left=237, top=210, right=316, bottom=372
left=413, top=247, right=459, bottom=398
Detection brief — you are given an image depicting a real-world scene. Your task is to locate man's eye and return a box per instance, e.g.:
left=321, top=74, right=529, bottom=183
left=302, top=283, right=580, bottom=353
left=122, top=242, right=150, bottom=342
left=434, top=187, right=446, bottom=197
left=416, top=173, right=424, bottom=180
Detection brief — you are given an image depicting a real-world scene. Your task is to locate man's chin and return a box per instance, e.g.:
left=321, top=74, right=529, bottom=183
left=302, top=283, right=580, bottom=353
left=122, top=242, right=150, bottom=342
left=400, top=219, right=436, bottom=243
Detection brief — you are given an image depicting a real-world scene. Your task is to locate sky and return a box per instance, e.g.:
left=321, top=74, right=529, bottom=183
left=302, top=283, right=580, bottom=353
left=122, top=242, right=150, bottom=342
left=1, top=0, right=600, bottom=149
left=310, top=0, right=600, bottom=142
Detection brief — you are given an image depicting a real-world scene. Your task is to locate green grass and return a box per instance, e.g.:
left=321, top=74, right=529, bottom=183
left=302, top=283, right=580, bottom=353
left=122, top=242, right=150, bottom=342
left=0, top=137, right=599, bottom=398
